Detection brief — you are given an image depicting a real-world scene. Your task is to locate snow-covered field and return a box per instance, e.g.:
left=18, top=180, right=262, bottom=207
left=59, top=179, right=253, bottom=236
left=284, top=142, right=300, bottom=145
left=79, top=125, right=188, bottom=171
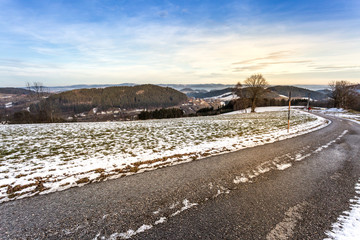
left=0, top=110, right=327, bottom=202
left=204, top=91, right=237, bottom=101
left=224, top=106, right=302, bottom=114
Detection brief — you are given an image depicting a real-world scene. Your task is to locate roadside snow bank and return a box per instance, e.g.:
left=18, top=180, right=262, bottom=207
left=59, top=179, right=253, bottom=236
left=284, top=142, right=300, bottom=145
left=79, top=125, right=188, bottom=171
left=324, top=179, right=360, bottom=240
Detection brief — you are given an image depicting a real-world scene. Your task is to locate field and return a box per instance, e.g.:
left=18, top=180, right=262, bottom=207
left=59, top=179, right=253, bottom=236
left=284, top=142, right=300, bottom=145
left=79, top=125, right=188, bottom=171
left=0, top=110, right=327, bottom=202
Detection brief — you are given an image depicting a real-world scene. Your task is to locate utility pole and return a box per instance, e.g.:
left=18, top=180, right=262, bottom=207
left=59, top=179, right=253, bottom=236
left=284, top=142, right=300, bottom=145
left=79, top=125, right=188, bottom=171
left=288, top=91, right=291, bottom=133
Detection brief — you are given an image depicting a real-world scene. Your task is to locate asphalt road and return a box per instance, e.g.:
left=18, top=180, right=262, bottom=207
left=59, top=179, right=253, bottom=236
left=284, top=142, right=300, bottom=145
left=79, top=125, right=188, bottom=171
left=1, top=113, right=359, bottom=239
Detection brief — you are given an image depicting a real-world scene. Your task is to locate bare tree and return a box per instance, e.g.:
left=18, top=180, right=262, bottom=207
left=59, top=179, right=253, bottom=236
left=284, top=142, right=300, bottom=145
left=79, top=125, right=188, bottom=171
left=329, top=80, right=355, bottom=109
left=26, top=82, right=47, bottom=101
left=26, top=82, right=56, bottom=122
left=244, top=74, right=268, bottom=112
left=233, top=81, right=249, bottom=112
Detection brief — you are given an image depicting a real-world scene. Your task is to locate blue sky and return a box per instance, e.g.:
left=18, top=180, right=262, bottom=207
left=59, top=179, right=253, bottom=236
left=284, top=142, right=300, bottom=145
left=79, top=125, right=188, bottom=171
left=0, top=0, right=359, bottom=87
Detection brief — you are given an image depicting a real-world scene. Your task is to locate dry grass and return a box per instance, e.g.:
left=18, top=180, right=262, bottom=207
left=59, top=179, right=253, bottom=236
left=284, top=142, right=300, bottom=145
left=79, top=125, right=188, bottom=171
left=76, top=177, right=90, bottom=184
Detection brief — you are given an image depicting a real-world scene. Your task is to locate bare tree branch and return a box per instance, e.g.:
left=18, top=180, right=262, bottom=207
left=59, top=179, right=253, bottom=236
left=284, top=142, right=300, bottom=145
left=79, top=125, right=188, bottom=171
left=329, top=80, right=355, bottom=109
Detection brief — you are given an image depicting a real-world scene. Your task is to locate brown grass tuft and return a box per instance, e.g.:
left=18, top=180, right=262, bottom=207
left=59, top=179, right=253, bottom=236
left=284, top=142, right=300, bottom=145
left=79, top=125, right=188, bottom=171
left=76, top=177, right=90, bottom=184
left=93, top=168, right=105, bottom=173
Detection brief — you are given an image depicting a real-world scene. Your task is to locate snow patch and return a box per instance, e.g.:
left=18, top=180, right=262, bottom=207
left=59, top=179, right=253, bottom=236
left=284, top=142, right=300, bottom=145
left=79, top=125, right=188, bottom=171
left=324, top=179, right=360, bottom=240
left=152, top=209, right=160, bottom=215
left=276, top=163, right=292, bottom=171
left=169, top=202, right=179, bottom=209
left=94, top=199, right=197, bottom=239
left=295, top=153, right=311, bottom=161
left=109, top=224, right=152, bottom=240
left=171, top=199, right=198, bottom=217
left=234, top=175, right=249, bottom=184
left=154, top=217, right=167, bottom=225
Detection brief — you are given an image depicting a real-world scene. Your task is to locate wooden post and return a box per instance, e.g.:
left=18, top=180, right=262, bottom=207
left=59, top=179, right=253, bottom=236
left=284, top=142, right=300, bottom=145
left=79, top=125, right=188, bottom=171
left=288, top=91, right=291, bottom=133
left=306, top=93, right=310, bottom=111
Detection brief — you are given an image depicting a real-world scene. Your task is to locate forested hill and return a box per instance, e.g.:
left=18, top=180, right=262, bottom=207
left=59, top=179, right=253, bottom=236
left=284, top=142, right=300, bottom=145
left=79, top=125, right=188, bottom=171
left=0, top=88, right=33, bottom=95
left=268, top=86, right=327, bottom=100
left=46, top=84, right=188, bottom=113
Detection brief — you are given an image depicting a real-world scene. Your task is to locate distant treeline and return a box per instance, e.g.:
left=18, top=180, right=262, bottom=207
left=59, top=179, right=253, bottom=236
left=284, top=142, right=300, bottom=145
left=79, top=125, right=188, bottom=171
left=0, top=88, right=33, bottom=95
left=138, top=108, right=184, bottom=120
left=7, top=110, right=64, bottom=124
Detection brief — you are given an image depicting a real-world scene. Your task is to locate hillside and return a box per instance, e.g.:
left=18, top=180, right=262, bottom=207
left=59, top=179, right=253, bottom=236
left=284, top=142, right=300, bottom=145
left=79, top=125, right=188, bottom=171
left=46, top=84, right=188, bottom=114
left=187, top=88, right=234, bottom=98
left=0, top=88, right=33, bottom=95
left=317, top=89, right=332, bottom=97
left=268, top=86, right=327, bottom=100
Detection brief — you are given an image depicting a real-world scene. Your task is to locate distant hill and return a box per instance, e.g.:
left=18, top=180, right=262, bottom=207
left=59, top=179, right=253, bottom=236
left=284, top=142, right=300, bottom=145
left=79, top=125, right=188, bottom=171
left=180, top=88, right=194, bottom=92
left=0, top=88, right=33, bottom=95
left=268, top=86, right=327, bottom=100
left=317, top=89, right=332, bottom=97
left=45, top=84, right=188, bottom=114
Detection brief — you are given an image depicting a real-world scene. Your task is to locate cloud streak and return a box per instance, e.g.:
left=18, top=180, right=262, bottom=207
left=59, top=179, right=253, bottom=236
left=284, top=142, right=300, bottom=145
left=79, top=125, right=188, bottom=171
left=232, top=51, right=293, bottom=65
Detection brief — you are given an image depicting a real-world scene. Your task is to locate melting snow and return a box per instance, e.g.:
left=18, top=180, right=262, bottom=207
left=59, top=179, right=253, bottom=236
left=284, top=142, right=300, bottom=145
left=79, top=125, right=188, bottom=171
left=234, top=176, right=249, bottom=184
left=170, top=199, right=198, bottom=217
left=95, top=199, right=197, bottom=239
left=232, top=130, right=348, bottom=187
left=154, top=217, right=167, bottom=225
left=324, top=179, right=360, bottom=240
left=108, top=224, right=153, bottom=240
left=276, top=163, right=292, bottom=170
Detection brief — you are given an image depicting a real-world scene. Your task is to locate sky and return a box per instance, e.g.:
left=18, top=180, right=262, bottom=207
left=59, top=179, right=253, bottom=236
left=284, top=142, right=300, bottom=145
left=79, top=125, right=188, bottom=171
left=0, top=0, right=360, bottom=87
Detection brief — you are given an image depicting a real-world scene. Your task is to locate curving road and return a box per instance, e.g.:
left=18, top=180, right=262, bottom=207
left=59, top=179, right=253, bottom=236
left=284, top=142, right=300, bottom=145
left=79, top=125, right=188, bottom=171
left=1, top=113, right=359, bottom=239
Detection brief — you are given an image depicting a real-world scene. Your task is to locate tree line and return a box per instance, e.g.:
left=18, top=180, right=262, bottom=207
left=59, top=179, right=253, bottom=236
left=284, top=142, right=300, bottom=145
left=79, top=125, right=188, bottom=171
left=138, top=108, right=184, bottom=120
